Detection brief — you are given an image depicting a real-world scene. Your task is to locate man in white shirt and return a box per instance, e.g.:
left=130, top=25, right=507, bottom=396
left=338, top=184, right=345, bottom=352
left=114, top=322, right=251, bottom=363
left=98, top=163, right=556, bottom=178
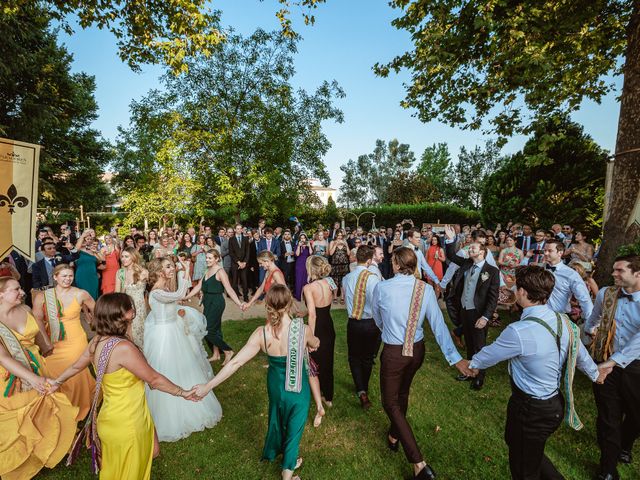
left=543, top=240, right=593, bottom=320
left=342, top=245, right=381, bottom=409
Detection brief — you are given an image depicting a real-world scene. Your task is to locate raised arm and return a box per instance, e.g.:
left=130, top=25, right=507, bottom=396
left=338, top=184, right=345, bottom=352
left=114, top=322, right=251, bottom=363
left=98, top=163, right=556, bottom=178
left=193, top=326, right=263, bottom=397
left=151, top=270, right=190, bottom=303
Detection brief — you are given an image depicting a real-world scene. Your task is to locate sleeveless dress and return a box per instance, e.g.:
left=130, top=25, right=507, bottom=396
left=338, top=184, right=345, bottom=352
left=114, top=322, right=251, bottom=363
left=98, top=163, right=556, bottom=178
left=117, top=269, right=148, bottom=348
left=330, top=245, right=350, bottom=287
left=264, top=268, right=283, bottom=293
left=294, top=247, right=311, bottom=301
left=202, top=271, right=232, bottom=353
left=0, top=314, right=79, bottom=480
left=45, top=295, right=96, bottom=420
left=261, top=327, right=310, bottom=471
left=97, top=368, right=154, bottom=480
left=309, top=298, right=335, bottom=402
left=426, top=245, right=444, bottom=281
left=101, top=249, right=120, bottom=294
left=144, top=271, right=222, bottom=441
left=74, top=250, right=100, bottom=300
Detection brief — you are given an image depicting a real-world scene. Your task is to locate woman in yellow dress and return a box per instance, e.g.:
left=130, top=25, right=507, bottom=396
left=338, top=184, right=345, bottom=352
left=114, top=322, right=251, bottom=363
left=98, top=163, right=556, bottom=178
left=51, top=292, right=198, bottom=479
left=33, top=263, right=96, bottom=420
left=0, top=276, right=79, bottom=480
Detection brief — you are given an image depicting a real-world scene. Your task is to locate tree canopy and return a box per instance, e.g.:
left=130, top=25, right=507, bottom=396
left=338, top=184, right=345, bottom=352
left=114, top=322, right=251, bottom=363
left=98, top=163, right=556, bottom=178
left=482, top=118, right=607, bottom=238
left=0, top=5, right=112, bottom=211
left=113, top=29, right=344, bottom=225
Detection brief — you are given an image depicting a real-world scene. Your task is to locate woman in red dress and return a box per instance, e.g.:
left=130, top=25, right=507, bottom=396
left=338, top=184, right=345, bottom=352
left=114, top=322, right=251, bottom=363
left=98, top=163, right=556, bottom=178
left=100, top=233, right=120, bottom=294
left=426, top=235, right=445, bottom=281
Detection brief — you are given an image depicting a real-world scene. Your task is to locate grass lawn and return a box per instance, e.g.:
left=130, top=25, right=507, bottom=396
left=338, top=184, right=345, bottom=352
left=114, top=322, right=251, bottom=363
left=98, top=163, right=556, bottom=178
left=42, top=310, right=639, bottom=480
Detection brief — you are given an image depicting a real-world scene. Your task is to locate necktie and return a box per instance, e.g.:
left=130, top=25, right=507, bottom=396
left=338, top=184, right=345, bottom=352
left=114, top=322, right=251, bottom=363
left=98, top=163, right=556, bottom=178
left=546, top=265, right=557, bottom=272
left=267, top=240, right=271, bottom=250
left=618, top=291, right=634, bottom=301
left=237, top=235, right=241, bottom=244
left=470, top=264, right=478, bottom=276
left=49, top=258, right=56, bottom=268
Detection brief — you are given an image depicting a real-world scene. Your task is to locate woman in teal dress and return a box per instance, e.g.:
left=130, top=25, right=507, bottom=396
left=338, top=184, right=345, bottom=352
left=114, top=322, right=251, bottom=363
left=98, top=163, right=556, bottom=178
left=194, top=284, right=319, bottom=480
left=73, top=229, right=102, bottom=299
left=185, top=250, right=244, bottom=365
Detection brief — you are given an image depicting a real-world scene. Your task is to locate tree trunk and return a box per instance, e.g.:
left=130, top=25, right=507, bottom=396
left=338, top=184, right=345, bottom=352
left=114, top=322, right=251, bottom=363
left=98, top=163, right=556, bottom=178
left=594, top=3, right=640, bottom=286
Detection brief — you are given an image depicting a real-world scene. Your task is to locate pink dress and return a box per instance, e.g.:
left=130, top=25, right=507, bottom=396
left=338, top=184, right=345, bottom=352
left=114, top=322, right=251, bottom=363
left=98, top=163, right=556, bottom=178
left=101, top=249, right=120, bottom=294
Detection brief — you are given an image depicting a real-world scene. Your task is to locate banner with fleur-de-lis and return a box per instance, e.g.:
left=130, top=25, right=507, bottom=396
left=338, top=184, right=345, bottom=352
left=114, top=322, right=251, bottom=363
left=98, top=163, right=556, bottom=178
left=0, top=138, right=41, bottom=261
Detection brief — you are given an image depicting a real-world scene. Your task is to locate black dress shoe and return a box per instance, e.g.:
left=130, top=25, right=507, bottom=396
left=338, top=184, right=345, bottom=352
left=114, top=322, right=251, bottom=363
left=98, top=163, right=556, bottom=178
left=455, top=374, right=472, bottom=381
left=595, top=472, right=620, bottom=480
left=619, top=449, right=632, bottom=464
left=359, top=392, right=372, bottom=410
left=471, top=378, right=484, bottom=390
left=386, top=435, right=399, bottom=452
left=414, top=464, right=436, bottom=479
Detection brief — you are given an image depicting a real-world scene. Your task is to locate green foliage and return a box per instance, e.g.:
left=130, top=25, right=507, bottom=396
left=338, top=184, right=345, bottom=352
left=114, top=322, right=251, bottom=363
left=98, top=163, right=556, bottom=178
left=114, top=29, right=343, bottom=225
left=0, top=5, right=112, bottom=211
left=416, top=142, right=454, bottom=201
left=375, top=0, right=630, bottom=139
left=450, top=141, right=503, bottom=209
left=348, top=203, right=481, bottom=229
left=617, top=238, right=640, bottom=256
left=3, top=1, right=326, bottom=74
left=338, top=139, right=415, bottom=207
left=481, top=119, right=607, bottom=237
left=384, top=171, right=439, bottom=205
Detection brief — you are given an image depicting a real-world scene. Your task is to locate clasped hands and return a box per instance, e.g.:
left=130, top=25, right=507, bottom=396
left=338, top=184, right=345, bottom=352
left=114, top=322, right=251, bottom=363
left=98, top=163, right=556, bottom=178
left=455, top=359, right=478, bottom=378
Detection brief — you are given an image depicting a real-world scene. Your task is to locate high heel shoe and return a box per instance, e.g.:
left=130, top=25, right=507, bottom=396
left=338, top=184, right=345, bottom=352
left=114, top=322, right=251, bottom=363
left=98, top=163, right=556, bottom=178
left=387, top=435, right=399, bottom=452
left=414, top=465, right=436, bottom=479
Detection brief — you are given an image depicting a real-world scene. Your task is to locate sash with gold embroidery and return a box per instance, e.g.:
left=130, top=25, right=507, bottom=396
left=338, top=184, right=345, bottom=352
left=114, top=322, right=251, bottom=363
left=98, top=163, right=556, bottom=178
left=351, top=270, right=374, bottom=320
left=590, top=287, right=620, bottom=362
left=0, top=320, right=41, bottom=397
left=43, top=288, right=66, bottom=343
left=402, top=280, right=426, bottom=357
left=285, top=317, right=306, bottom=393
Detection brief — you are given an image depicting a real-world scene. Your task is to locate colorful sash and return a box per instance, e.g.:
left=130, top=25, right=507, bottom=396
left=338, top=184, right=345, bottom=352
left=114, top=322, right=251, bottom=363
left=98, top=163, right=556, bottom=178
left=524, top=314, right=583, bottom=430
left=43, top=288, right=66, bottom=343
left=351, top=270, right=373, bottom=320
left=285, top=318, right=306, bottom=393
left=590, top=287, right=620, bottom=362
left=0, top=320, right=40, bottom=396
left=67, top=336, right=123, bottom=473
left=402, top=280, right=426, bottom=357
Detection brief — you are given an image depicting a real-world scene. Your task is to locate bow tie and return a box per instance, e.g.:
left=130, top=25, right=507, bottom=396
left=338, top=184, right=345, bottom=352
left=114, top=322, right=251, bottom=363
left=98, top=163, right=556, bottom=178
left=546, top=265, right=557, bottom=272
left=618, top=291, right=634, bottom=301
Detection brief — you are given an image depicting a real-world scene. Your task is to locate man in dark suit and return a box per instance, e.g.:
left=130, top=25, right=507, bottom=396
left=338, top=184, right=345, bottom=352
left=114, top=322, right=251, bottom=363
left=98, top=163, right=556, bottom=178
left=444, top=225, right=500, bottom=390
left=515, top=224, right=534, bottom=252
left=229, top=223, right=251, bottom=301
left=31, top=240, right=78, bottom=291
left=257, top=227, right=282, bottom=284
left=279, top=229, right=296, bottom=288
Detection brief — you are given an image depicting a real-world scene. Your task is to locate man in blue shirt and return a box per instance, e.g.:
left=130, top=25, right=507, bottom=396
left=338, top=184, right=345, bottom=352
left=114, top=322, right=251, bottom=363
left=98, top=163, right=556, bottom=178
left=585, top=254, right=640, bottom=480
left=372, top=247, right=471, bottom=480
left=469, top=266, right=603, bottom=480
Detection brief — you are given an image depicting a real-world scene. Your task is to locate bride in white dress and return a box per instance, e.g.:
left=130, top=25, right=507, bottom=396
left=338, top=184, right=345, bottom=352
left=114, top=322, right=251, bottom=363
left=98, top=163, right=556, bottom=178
left=144, top=256, right=222, bottom=441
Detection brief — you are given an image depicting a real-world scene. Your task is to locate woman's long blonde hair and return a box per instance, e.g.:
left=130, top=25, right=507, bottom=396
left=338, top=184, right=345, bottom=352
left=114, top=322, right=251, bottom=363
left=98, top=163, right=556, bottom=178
left=147, top=257, right=176, bottom=291
left=122, top=247, right=144, bottom=284
left=265, top=284, right=292, bottom=340
left=306, top=255, right=332, bottom=282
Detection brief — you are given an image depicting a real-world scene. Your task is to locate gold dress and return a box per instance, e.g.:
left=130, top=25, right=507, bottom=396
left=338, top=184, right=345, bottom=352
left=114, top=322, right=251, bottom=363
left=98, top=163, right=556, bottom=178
left=0, top=314, right=78, bottom=480
left=97, top=367, right=154, bottom=480
left=45, top=296, right=96, bottom=420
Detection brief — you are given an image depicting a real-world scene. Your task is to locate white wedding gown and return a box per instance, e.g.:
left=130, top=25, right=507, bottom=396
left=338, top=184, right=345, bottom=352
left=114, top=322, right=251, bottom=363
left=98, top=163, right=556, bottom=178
left=144, top=270, right=222, bottom=441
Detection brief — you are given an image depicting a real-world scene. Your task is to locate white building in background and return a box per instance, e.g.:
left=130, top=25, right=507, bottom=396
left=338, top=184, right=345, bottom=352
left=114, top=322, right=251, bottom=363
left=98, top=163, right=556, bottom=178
left=307, top=178, right=337, bottom=206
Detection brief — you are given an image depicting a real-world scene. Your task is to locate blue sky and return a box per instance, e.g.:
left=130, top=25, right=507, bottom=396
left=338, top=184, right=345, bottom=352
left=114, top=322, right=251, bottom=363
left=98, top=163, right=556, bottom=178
left=58, top=0, right=621, bottom=188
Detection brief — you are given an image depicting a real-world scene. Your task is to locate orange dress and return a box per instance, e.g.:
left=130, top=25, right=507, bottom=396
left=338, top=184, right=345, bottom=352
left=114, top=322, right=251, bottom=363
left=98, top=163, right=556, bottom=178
left=426, top=245, right=444, bottom=281
left=45, top=296, right=96, bottom=420
left=0, top=314, right=78, bottom=480
left=101, top=249, right=120, bottom=294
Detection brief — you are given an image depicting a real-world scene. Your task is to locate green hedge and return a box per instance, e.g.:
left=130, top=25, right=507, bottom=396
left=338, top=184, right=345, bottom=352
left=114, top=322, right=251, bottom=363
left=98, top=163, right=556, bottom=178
left=346, top=203, right=480, bottom=230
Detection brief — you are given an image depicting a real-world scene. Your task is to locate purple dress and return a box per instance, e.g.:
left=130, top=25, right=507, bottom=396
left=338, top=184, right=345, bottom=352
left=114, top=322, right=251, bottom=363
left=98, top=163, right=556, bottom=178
left=294, top=246, right=311, bottom=300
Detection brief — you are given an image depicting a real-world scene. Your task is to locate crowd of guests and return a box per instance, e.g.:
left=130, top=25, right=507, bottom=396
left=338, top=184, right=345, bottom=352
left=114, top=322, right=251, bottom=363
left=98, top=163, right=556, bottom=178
left=0, top=215, right=636, bottom=480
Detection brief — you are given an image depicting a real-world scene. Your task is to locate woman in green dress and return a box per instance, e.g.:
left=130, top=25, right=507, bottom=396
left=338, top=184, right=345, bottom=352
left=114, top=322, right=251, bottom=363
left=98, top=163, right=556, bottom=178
left=185, top=250, right=244, bottom=365
left=74, top=229, right=103, bottom=300
left=194, top=284, right=320, bottom=480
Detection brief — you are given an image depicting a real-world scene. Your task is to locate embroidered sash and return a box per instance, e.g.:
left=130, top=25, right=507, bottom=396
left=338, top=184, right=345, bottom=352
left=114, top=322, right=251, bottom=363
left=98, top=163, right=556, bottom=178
left=43, top=288, right=66, bottom=343
left=67, top=336, right=123, bottom=473
left=402, top=280, right=426, bottom=357
left=590, top=287, right=620, bottom=362
left=0, top=320, right=40, bottom=396
left=524, top=314, right=583, bottom=430
left=351, top=270, right=373, bottom=320
left=285, top=318, right=306, bottom=393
